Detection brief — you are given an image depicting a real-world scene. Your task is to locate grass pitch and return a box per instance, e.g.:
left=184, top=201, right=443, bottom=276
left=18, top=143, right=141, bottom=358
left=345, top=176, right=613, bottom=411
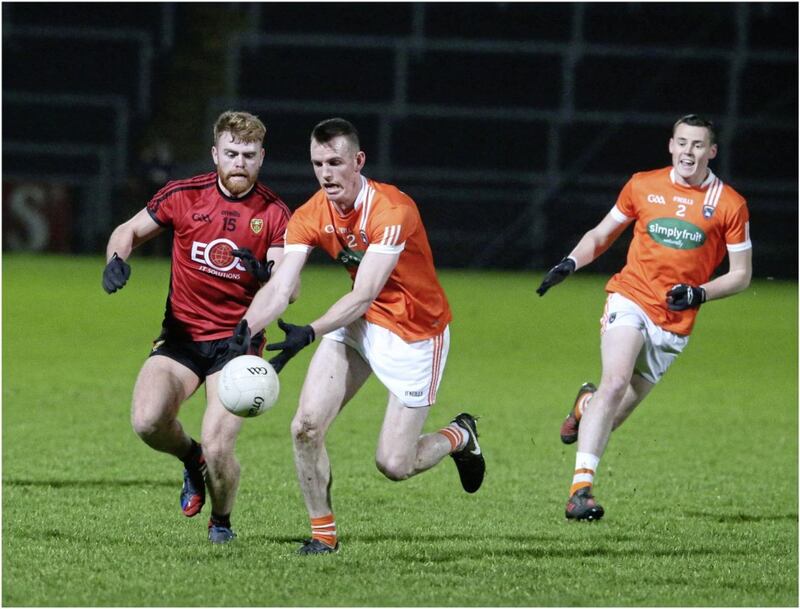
left=3, top=254, right=797, bottom=606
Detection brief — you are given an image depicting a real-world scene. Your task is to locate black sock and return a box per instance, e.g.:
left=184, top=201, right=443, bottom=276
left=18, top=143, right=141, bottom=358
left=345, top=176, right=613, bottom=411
left=210, top=512, right=231, bottom=528
left=180, top=439, right=201, bottom=466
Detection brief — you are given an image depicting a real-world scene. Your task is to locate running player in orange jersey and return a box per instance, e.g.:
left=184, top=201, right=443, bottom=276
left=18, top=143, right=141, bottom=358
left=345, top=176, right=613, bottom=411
left=537, top=114, right=752, bottom=521
left=229, top=118, right=486, bottom=554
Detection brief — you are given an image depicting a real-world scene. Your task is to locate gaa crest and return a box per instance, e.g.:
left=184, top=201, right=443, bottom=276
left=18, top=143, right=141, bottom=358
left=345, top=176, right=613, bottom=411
left=250, top=218, right=264, bottom=234
left=702, top=205, right=715, bottom=219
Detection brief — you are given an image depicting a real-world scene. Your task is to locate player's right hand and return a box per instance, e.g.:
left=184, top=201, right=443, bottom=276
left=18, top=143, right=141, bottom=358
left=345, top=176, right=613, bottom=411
left=102, top=253, right=131, bottom=294
left=231, top=248, right=274, bottom=283
left=224, top=319, right=252, bottom=361
left=536, top=257, right=576, bottom=296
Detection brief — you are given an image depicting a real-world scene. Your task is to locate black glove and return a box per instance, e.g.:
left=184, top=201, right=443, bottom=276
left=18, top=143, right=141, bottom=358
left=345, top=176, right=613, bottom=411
left=224, top=319, right=252, bottom=362
left=666, top=284, right=706, bottom=311
left=265, top=319, right=315, bottom=373
left=231, top=248, right=274, bottom=283
left=102, top=253, right=131, bottom=294
left=536, top=257, right=576, bottom=296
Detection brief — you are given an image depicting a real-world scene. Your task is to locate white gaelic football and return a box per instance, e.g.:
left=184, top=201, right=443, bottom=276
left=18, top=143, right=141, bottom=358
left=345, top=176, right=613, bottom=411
left=218, top=355, right=280, bottom=417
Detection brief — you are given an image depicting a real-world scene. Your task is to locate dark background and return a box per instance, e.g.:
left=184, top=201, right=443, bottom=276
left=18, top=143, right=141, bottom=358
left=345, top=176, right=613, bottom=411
left=3, top=2, right=797, bottom=276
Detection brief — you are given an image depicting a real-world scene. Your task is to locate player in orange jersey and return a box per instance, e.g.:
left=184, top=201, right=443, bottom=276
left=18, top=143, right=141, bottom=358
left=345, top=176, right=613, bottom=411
left=537, top=114, right=752, bottom=521
left=229, top=118, right=486, bottom=554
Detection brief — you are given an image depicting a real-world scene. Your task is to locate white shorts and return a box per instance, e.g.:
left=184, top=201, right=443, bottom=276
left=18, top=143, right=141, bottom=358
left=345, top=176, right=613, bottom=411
left=601, top=292, right=689, bottom=384
left=323, top=318, right=449, bottom=407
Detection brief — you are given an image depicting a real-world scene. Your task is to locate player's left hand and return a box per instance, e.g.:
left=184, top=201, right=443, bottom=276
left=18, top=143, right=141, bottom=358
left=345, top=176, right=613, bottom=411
left=666, top=283, right=706, bottom=311
left=224, top=319, right=252, bottom=361
left=232, top=248, right=274, bottom=283
left=265, top=319, right=315, bottom=373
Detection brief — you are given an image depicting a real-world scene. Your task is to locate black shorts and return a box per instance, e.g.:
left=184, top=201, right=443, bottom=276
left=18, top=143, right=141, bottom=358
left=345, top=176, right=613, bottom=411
left=148, top=328, right=265, bottom=381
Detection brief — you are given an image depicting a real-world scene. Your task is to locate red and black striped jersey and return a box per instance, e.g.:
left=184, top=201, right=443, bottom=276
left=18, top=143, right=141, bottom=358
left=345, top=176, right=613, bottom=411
left=146, top=172, right=290, bottom=341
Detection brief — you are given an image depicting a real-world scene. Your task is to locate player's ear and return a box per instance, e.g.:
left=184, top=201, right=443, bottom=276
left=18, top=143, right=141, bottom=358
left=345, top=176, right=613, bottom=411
left=211, top=146, right=219, bottom=165
left=355, top=150, right=366, bottom=171
left=668, top=138, right=675, bottom=155
left=259, top=147, right=266, bottom=167
left=708, top=143, right=718, bottom=160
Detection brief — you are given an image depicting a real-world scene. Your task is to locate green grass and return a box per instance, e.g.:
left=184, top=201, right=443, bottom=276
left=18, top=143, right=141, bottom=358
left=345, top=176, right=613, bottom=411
left=3, top=253, right=797, bottom=606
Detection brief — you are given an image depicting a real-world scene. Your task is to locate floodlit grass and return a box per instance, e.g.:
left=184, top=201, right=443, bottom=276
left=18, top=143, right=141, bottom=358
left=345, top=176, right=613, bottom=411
left=3, top=253, right=797, bottom=606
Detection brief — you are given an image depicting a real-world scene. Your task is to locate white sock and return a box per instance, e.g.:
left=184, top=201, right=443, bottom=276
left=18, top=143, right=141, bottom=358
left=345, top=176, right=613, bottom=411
left=571, top=452, right=600, bottom=491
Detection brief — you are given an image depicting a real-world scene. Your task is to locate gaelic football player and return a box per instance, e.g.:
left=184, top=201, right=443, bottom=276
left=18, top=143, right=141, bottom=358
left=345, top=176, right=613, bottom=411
left=102, top=111, right=291, bottom=543
left=537, top=114, right=752, bottom=520
left=228, top=118, right=486, bottom=554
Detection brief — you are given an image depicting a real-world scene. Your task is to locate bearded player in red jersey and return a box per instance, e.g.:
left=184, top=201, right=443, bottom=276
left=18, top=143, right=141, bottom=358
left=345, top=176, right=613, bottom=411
left=102, top=111, right=291, bottom=543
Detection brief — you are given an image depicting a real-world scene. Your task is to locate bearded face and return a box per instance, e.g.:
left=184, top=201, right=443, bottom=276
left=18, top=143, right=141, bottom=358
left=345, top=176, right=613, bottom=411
left=212, top=132, right=265, bottom=197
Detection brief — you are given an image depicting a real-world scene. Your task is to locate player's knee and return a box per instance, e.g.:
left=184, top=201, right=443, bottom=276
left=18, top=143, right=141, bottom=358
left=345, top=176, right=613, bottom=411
left=291, top=413, right=323, bottom=446
left=200, top=442, right=235, bottom=471
left=599, top=375, right=629, bottom=402
left=131, top=407, right=169, bottom=441
left=375, top=455, right=413, bottom=481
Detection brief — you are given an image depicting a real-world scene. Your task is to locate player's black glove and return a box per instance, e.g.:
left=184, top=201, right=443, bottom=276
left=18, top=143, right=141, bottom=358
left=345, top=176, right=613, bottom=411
left=536, top=257, right=576, bottom=296
left=265, top=319, right=315, bottom=373
left=666, top=284, right=706, bottom=311
left=102, top=253, right=131, bottom=294
left=224, top=319, right=252, bottom=362
left=231, top=248, right=274, bottom=283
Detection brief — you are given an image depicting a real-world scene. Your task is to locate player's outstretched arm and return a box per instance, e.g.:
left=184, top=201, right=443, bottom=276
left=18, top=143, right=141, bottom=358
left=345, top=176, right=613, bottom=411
left=264, top=250, right=400, bottom=373
left=536, top=210, right=631, bottom=296
left=308, top=249, right=400, bottom=337
left=102, top=208, right=163, bottom=294
left=241, top=250, right=306, bottom=333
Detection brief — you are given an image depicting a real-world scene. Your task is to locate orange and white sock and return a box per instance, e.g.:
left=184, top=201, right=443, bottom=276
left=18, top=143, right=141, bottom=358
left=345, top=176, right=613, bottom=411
left=570, top=452, right=600, bottom=496
left=310, top=513, right=337, bottom=548
left=438, top=423, right=468, bottom=453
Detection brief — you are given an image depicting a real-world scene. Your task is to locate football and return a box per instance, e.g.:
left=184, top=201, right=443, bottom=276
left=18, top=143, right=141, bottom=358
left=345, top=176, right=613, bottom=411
left=218, top=355, right=280, bottom=417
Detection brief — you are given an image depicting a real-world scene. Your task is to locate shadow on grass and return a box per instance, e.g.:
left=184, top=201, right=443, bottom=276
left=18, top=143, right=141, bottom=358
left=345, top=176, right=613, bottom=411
left=4, top=478, right=175, bottom=488
left=684, top=509, right=798, bottom=523
left=242, top=531, right=747, bottom=560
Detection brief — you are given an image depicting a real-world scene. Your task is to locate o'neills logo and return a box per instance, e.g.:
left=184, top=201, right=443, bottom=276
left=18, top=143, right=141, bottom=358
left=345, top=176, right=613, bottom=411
left=647, top=218, right=706, bottom=250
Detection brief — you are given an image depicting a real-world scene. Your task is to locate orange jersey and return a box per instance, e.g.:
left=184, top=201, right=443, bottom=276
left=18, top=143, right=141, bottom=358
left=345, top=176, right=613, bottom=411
left=606, top=167, right=751, bottom=335
left=285, top=176, right=452, bottom=341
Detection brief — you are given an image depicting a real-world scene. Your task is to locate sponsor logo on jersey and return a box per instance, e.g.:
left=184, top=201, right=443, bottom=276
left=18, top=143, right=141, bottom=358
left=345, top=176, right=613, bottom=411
left=673, top=196, right=695, bottom=205
left=192, top=213, right=212, bottom=223
left=647, top=194, right=666, bottom=204
left=250, top=218, right=264, bottom=234
left=191, top=238, right=246, bottom=273
left=336, top=246, right=364, bottom=269
left=647, top=218, right=706, bottom=250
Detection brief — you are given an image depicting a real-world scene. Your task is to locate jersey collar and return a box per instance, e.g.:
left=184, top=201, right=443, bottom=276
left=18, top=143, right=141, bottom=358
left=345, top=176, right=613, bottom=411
left=669, top=167, right=716, bottom=189
left=352, top=175, right=369, bottom=212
